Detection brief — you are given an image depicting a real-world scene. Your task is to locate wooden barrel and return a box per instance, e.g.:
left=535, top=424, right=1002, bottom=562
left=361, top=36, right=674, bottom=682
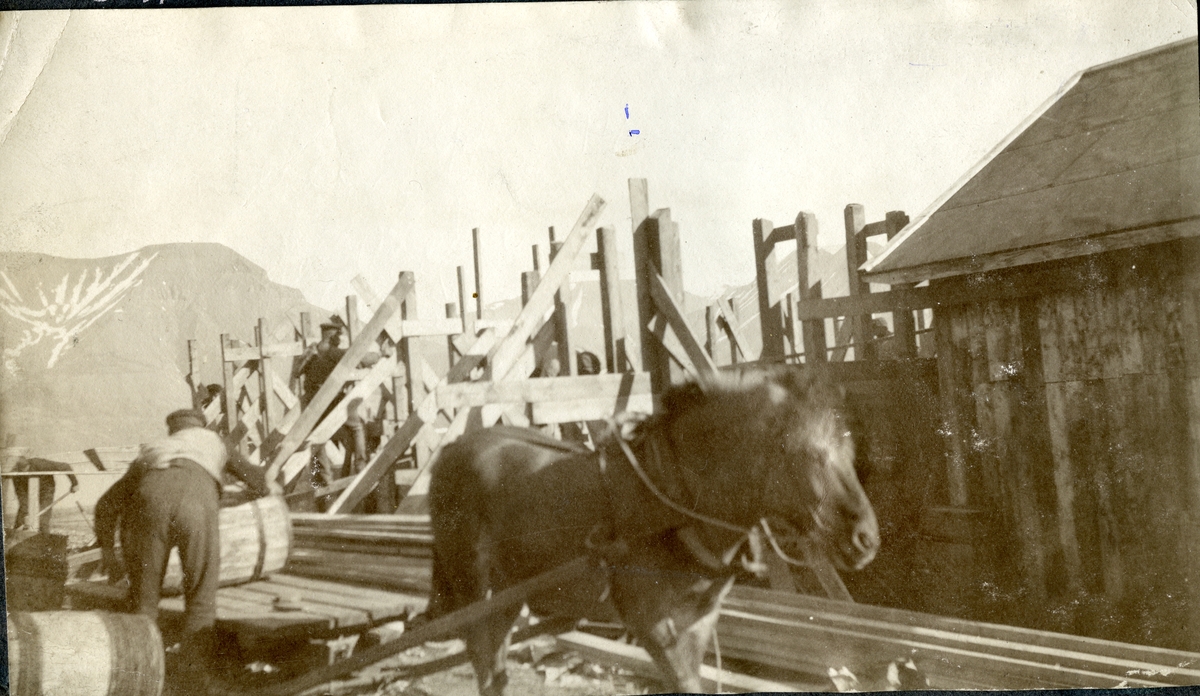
left=7, top=611, right=164, bottom=696
left=162, top=494, right=292, bottom=592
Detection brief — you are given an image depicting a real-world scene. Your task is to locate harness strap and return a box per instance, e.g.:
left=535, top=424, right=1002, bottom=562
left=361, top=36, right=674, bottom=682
left=613, top=433, right=750, bottom=535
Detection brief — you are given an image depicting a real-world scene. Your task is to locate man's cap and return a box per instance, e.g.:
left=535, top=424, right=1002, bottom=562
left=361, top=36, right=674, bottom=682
left=319, top=316, right=345, bottom=332
left=165, top=409, right=207, bottom=431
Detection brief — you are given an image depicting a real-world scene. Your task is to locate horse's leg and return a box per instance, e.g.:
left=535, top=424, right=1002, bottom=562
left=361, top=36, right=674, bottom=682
left=616, top=566, right=736, bottom=694
left=466, top=605, right=520, bottom=696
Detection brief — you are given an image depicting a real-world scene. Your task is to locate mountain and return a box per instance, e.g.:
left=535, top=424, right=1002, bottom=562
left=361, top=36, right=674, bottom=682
left=0, top=243, right=327, bottom=455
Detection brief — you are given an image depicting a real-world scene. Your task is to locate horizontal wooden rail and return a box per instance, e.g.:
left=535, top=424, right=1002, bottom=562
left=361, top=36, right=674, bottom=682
left=437, top=372, right=652, bottom=410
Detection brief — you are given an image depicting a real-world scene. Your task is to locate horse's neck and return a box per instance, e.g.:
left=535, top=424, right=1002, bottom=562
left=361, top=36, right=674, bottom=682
left=654, top=416, right=764, bottom=525
left=602, top=425, right=758, bottom=541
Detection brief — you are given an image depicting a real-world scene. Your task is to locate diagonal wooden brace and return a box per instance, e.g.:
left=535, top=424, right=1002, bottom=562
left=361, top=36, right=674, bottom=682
left=266, top=273, right=415, bottom=482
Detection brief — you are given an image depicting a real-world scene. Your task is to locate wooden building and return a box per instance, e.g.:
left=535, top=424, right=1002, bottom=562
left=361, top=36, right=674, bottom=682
left=862, top=38, right=1200, bottom=649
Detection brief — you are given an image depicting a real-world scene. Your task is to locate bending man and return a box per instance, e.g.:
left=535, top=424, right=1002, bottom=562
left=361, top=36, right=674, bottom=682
left=95, top=409, right=274, bottom=690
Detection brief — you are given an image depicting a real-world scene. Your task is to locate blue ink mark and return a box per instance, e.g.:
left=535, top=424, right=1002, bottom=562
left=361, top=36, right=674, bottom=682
left=624, top=104, right=630, bottom=119
left=629, top=130, right=640, bottom=136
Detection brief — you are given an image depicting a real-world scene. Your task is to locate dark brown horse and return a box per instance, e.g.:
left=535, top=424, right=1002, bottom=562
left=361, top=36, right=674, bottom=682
left=427, top=367, right=879, bottom=695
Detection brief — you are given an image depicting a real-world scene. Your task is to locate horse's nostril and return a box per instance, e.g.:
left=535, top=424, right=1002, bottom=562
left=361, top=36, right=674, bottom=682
left=853, top=529, right=877, bottom=553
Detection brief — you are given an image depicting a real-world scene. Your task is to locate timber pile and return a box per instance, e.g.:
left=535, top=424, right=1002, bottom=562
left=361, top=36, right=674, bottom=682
left=285, top=513, right=432, bottom=594
left=283, top=513, right=1200, bottom=691
left=720, top=586, right=1200, bottom=690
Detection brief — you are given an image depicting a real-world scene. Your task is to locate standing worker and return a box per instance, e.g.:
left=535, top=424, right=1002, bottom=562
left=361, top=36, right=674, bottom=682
left=11, top=456, right=79, bottom=533
left=293, top=317, right=381, bottom=487
left=95, top=409, right=276, bottom=694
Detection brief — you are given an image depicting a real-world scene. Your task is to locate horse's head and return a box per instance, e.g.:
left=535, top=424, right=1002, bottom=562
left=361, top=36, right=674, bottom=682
left=753, top=368, right=879, bottom=571
left=650, top=367, right=878, bottom=572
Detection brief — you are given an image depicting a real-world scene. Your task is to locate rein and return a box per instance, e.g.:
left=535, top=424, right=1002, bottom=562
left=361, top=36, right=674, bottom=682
left=600, top=418, right=817, bottom=571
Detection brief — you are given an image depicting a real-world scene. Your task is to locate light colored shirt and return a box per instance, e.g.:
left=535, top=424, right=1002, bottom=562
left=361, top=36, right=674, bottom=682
left=139, top=427, right=228, bottom=483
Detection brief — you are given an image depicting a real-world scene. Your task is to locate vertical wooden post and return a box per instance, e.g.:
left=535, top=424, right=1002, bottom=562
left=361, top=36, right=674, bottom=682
left=844, top=204, right=874, bottom=361
left=521, top=271, right=539, bottom=308
left=472, top=228, right=484, bottom=321
left=629, top=178, right=653, bottom=378
left=295, top=312, right=313, bottom=402
left=345, top=296, right=360, bottom=345
left=398, top=272, right=416, bottom=320
left=595, top=226, right=627, bottom=373
left=886, top=211, right=917, bottom=357
left=257, top=319, right=278, bottom=435
left=550, top=238, right=574, bottom=376
left=27, top=476, right=39, bottom=532
left=796, top=212, right=827, bottom=364
left=456, top=265, right=474, bottom=339
left=635, top=206, right=687, bottom=392
left=935, top=311, right=969, bottom=507
left=754, top=218, right=787, bottom=362
left=531, top=244, right=542, bottom=272
left=187, top=339, right=201, bottom=409
left=220, top=334, right=239, bottom=446
left=705, top=306, right=719, bottom=363
left=397, top=272, right=418, bottom=417
left=445, top=302, right=459, bottom=367
left=783, top=291, right=799, bottom=360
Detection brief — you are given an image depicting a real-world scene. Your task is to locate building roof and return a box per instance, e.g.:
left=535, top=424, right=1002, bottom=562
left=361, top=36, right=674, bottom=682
left=862, top=38, right=1200, bottom=284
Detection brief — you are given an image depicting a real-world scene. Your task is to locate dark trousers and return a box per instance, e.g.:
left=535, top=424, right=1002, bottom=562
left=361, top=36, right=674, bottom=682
left=126, top=461, right=221, bottom=637
left=13, top=476, right=55, bottom=532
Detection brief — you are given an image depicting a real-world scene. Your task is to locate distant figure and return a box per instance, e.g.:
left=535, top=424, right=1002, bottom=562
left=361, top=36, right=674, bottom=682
left=95, top=409, right=275, bottom=696
left=11, top=456, right=79, bottom=533
left=576, top=350, right=602, bottom=376
left=293, top=317, right=381, bottom=489
left=200, top=384, right=223, bottom=409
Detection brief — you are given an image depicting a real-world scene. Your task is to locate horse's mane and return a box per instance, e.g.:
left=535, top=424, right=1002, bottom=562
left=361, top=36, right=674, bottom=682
left=653, top=365, right=845, bottom=428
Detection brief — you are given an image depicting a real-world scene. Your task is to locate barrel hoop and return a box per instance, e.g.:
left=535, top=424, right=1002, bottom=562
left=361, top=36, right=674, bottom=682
left=251, top=498, right=268, bottom=580
left=11, top=612, right=42, bottom=696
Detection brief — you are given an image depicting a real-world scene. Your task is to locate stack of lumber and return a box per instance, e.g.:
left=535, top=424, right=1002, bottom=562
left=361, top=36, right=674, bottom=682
left=282, top=513, right=1200, bottom=691
left=718, top=586, right=1200, bottom=690
left=286, top=513, right=433, bottom=594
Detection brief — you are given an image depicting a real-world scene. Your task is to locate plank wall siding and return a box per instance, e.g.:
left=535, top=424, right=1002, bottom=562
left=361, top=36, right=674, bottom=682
left=934, top=240, right=1200, bottom=650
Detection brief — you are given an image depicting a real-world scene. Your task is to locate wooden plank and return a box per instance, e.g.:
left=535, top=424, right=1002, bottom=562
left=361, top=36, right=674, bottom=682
left=531, top=392, right=656, bottom=424
left=595, top=226, right=628, bottom=373
left=753, top=217, right=787, bottom=361
left=258, top=557, right=593, bottom=696
left=221, top=334, right=239, bottom=439
left=629, top=178, right=655, bottom=380
left=550, top=237, right=575, bottom=376
left=234, top=579, right=403, bottom=621
left=472, top=227, right=485, bottom=320
left=222, top=341, right=305, bottom=363
left=649, top=272, right=717, bottom=378
left=843, top=204, right=874, bottom=361
left=268, top=574, right=428, bottom=608
left=352, top=274, right=405, bottom=342
left=489, top=196, right=605, bottom=381
left=266, top=273, right=414, bottom=481
left=325, top=414, right=425, bottom=514
left=557, top=630, right=806, bottom=694
left=393, top=406, right=472, bottom=514
left=438, top=372, right=652, bottom=410
left=220, top=584, right=372, bottom=628
left=271, top=371, right=299, bottom=411
left=648, top=315, right=702, bottom=383
left=327, top=328, right=495, bottom=516
left=715, top=297, right=751, bottom=362
left=724, top=587, right=1200, bottom=687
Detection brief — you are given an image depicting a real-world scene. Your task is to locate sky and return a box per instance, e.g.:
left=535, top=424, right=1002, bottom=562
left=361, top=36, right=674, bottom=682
left=0, top=1, right=1195, bottom=313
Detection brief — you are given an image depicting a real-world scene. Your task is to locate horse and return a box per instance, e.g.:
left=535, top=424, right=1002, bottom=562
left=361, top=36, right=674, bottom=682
left=427, top=366, right=880, bottom=695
